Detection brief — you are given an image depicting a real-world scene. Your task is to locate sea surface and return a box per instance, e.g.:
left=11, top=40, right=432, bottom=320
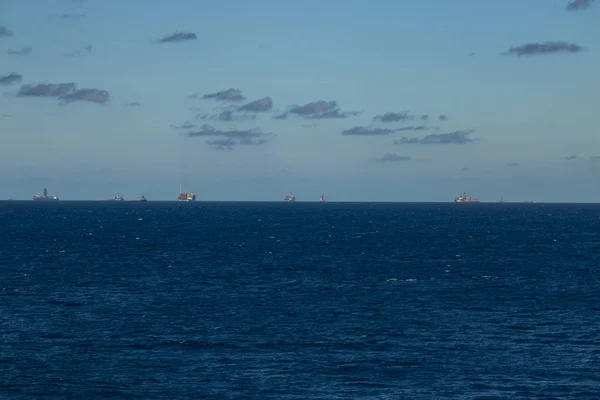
left=1, top=201, right=599, bottom=399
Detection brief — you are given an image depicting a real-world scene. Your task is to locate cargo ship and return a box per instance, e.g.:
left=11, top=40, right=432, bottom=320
left=284, top=189, right=296, bottom=202
left=107, top=194, right=124, bottom=201
left=178, top=183, right=196, bottom=202
left=139, top=195, right=147, bottom=202
left=33, top=188, right=59, bottom=201
left=454, top=192, right=479, bottom=203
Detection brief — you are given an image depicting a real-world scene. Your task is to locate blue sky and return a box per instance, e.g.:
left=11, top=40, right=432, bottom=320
left=1, top=0, right=599, bottom=201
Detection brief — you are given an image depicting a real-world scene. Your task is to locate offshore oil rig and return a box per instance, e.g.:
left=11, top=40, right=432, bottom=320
left=284, top=189, right=296, bottom=202
left=33, top=188, right=59, bottom=201
left=178, top=183, right=196, bottom=201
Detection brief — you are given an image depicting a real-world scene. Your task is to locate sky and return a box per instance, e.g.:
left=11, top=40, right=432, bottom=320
left=0, top=0, right=599, bottom=202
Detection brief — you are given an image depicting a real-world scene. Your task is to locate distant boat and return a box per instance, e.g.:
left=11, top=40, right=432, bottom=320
left=319, top=194, right=325, bottom=202
left=107, top=194, right=124, bottom=201
left=178, top=183, right=196, bottom=202
left=139, top=195, right=147, bottom=202
left=454, top=192, right=479, bottom=203
left=33, top=188, right=59, bottom=201
left=284, top=189, right=296, bottom=202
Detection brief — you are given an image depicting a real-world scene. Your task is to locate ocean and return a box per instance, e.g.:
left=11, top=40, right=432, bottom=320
left=1, top=201, right=599, bottom=399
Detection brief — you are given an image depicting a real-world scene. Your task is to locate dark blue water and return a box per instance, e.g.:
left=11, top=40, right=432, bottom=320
left=1, top=201, right=599, bottom=399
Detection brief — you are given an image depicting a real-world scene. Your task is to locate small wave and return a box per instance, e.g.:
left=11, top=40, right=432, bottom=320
left=39, top=332, right=75, bottom=339
left=355, top=230, right=379, bottom=235
left=129, top=339, right=241, bottom=351
left=47, top=299, right=83, bottom=307
left=464, top=306, right=501, bottom=312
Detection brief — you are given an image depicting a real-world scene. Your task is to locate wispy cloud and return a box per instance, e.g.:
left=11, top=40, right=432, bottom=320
left=0, top=73, right=23, bottom=86
left=60, top=88, right=109, bottom=104
left=287, top=100, right=359, bottom=119
left=342, top=125, right=431, bottom=136
left=233, top=137, right=267, bottom=146
left=205, top=138, right=237, bottom=150
left=376, top=153, right=411, bottom=162
left=64, top=44, right=92, bottom=57
left=237, top=97, right=273, bottom=112
left=394, top=129, right=476, bottom=145
left=18, top=83, right=77, bottom=97
left=60, top=13, right=86, bottom=19
left=342, top=127, right=397, bottom=136
left=186, top=124, right=269, bottom=139
left=373, top=111, right=414, bottom=123
left=7, top=47, right=32, bottom=56
left=205, top=137, right=267, bottom=150
left=503, top=41, right=584, bottom=56
left=191, top=88, right=245, bottom=102
left=397, top=126, right=430, bottom=132
left=566, top=0, right=595, bottom=11
left=0, top=26, right=13, bottom=37
left=506, top=162, right=520, bottom=167
left=171, top=121, right=197, bottom=130
left=310, top=109, right=360, bottom=119
left=157, top=32, right=197, bottom=43
left=17, top=83, right=109, bottom=104
left=289, top=100, right=335, bottom=116
left=196, top=110, right=256, bottom=122
left=185, top=124, right=270, bottom=150
left=590, top=156, right=600, bottom=161
left=126, top=102, right=140, bottom=107
left=561, top=155, right=579, bottom=160
left=373, top=111, right=439, bottom=123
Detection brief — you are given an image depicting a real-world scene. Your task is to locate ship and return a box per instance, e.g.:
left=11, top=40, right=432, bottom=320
left=319, top=194, right=325, bottom=202
left=33, top=188, right=59, bottom=201
left=139, top=195, right=147, bottom=202
left=284, top=189, right=296, bottom=202
left=178, top=183, right=196, bottom=202
left=107, top=194, right=124, bottom=201
left=454, top=192, right=480, bottom=203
